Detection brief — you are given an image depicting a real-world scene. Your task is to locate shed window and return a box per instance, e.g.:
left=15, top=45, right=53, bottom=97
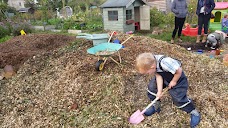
left=108, top=11, right=118, bottom=21
left=126, top=10, right=132, bottom=20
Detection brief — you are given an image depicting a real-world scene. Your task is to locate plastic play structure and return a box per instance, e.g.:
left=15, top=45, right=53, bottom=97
left=209, top=2, right=228, bottom=31
left=183, top=2, right=228, bottom=36
left=182, top=23, right=204, bottom=37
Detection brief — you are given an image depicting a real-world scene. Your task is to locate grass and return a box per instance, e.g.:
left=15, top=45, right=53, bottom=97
left=150, top=30, right=196, bottom=43
left=0, top=36, right=13, bottom=43
left=134, top=27, right=197, bottom=43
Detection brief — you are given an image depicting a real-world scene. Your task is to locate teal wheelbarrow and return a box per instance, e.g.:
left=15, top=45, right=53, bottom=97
left=87, top=35, right=133, bottom=71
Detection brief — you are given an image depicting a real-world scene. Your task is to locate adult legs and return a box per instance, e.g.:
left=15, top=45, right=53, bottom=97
left=202, top=14, right=211, bottom=42
left=177, top=17, right=186, bottom=42
left=172, top=17, right=180, bottom=39
left=197, top=14, right=204, bottom=35
left=203, top=13, right=211, bottom=35
left=177, top=17, right=186, bottom=37
left=197, top=14, right=204, bottom=43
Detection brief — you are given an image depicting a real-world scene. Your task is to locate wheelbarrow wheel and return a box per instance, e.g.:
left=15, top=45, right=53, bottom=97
left=95, top=60, right=105, bottom=71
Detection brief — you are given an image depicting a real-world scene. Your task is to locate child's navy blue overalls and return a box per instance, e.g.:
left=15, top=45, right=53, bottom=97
left=147, top=55, right=195, bottom=113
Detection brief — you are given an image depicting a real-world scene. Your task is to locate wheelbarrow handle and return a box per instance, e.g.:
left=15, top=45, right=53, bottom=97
left=141, top=88, right=169, bottom=114
left=108, top=31, right=116, bottom=43
left=121, top=35, right=133, bottom=45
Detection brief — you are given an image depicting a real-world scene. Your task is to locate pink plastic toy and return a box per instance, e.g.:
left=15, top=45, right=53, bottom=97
left=129, top=88, right=169, bottom=124
left=129, top=97, right=159, bottom=124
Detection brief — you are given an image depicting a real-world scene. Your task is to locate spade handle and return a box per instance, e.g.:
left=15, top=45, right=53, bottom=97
left=141, top=88, right=169, bottom=114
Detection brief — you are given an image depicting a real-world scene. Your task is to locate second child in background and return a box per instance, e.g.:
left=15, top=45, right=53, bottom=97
left=171, top=0, right=188, bottom=44
left=222, top=14, right=228, bottom=34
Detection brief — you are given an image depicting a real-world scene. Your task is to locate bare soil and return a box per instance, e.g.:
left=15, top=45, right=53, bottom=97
left=0, top=34, right=76, bottom=71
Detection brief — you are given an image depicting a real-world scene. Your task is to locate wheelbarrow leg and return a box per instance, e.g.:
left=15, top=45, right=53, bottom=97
left=110, top=57, right=121, bottom=66
left=103, top=57, right=108, bottom=64
left=118, top=51, right=122, bottom=63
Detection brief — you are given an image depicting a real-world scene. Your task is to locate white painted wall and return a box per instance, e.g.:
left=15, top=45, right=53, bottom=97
left=8, top=0, right=25, bottom=10
left=103, top=8, right=125, bottom=32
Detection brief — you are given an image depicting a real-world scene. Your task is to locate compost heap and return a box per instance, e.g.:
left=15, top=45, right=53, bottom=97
left=0, top=34, right=227, bottom=128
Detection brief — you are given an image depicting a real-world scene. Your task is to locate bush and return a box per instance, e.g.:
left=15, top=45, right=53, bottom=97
left=0, top=36, right=12, bottom=43
left=63, top=19, right=75, bottom=30
left=0, top=25, right=10, bottom=38
left=33, top=10, right=54, bottom=21
left=7, top=6, right=17, bottom=14
left=12, top=23, right=33, bottom=36
left=150, top=8, right=174, bottom=28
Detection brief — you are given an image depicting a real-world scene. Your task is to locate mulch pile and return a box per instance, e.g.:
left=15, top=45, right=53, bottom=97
left=0, top=34, right=227, bottom=128
left=0, top=34, right=76, bottom=71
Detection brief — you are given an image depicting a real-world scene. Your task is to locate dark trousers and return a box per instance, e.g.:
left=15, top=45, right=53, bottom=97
left=172, top=17, right=186, bottom=38
left=147, top=72, right=195, bottom=113
left=198, top=13, right=211, bottom=35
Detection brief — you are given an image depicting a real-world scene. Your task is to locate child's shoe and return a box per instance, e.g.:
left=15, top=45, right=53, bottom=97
left=190, top=109, right=201, bottom=128
left=144, top=105, right=161, bottom=116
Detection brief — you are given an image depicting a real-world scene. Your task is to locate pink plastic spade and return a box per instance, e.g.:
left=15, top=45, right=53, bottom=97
left=129, top=88, right=169, bottom=124
left=129, top=97, right=159, bottom=124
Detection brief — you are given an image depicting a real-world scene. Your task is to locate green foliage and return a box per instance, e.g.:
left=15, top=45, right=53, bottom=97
left=63, top=18, right=76, bottom=29
left=30, top=10, right=55, bottom=25
left=4, top=22, right=13, bottom=33
left=0, top=25, right=10, bottom=38
left=48, top=18, right=62, bottom=25
left=19, top=13, right=32, bottom=20
left=149, top=30, right=173, bottom=42
left=33, top=10, right=43, bottom=21
left=12, top=23, right=33, bottom=36
left=150, top=8, right=174, bottom=28
left=0, top=35, right=12, bottom=43
left=59, top=8, right=103, bottom=31
left=149, top=29, right=196, bottom=43
left=6, top=6, right=17, bottom=13
left=186, top=0, right=198, bottom=24
left=85, top=11, right=103, bottom=31
left=0, top=3, right=7, bottom=10
left=0, top=2, right=8, bottom=21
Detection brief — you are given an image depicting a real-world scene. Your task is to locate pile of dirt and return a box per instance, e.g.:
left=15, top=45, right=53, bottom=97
left=0, top=34, right=76, bottom=71
left=0, top=34, right=227, bottom=128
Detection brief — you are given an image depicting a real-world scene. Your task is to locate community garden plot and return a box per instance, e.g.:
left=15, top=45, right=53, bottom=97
left=0, top=34, right=227, bottom=128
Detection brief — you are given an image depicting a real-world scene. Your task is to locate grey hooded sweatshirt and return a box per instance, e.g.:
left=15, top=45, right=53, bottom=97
left=171, top=0, right=188, bottom=18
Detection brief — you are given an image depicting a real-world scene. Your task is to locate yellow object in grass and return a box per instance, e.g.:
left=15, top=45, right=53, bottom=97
left=20, top=30, right=26, bottom=35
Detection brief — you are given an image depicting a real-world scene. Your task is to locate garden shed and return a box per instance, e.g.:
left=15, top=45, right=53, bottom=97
left=100, top=0, right=151, bottom=33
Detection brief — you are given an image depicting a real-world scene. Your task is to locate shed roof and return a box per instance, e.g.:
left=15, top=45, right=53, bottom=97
left=18, top=7, right=31, bottom=13
left=100, top=0, right=146, bottom=8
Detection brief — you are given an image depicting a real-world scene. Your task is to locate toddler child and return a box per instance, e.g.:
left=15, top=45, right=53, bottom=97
left=135, top=53, right=201, bottom=128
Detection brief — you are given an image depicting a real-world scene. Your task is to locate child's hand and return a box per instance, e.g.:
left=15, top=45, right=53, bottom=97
left=168, top=81, right=177, bottom=89
left=156, top=91, right=163, bottom=99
